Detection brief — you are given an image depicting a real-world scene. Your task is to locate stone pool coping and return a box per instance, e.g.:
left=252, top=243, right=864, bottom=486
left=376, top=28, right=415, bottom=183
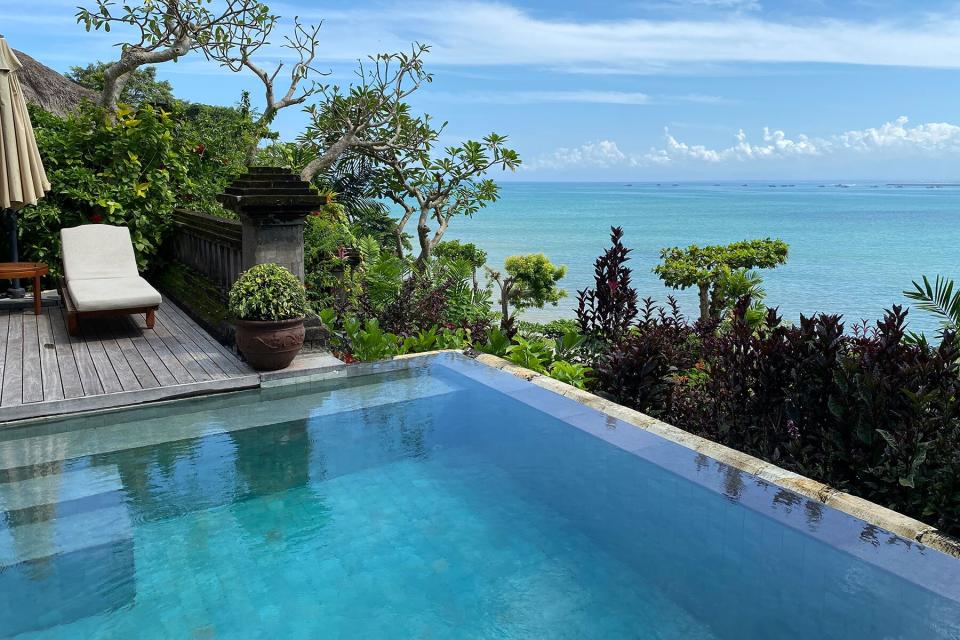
left=463, top=351, right=960, bottom=561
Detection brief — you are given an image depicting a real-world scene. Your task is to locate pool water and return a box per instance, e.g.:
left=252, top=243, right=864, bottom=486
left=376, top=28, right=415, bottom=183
left=0, top=354, right=958, bottom=639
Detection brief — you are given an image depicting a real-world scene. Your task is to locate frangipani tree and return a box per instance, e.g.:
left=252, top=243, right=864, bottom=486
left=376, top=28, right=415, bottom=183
left=77, top=0, right=277, bottom=110
left=297, top=45, right=435, bottom=183
left=654, top=238, right=788, bottom=323
left=76, top=4, right=513, bottom=228
left=77, top=1, right=324, bottom=161
left=374, top=134, right=520, bottom=264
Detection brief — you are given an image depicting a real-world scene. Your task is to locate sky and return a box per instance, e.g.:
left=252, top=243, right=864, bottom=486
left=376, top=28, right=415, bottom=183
left=4, top=0, right=960, bottom=180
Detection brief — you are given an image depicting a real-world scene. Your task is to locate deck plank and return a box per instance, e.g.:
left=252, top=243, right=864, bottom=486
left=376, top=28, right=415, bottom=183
left=1, top=312, right=22, bottom=406
left=36, top=311, right=65, bottom=402
left=2, top=296, right=264, bottom=422
left=0, top=313, right=8, bottom=402
left=155, top=307, right=229, bottom=380
left=20, top=313, right=43, bottom=404
left=131, top=313, right=195, bottom=385
left=106, top=317, right=161, bottom=390
left=52, top=307, right=98, bottom=398
left=93, top=319, right=142, bottom=393
left=78, top=319, right=122, bottom=394
left=119, top=316, right=179, bottom=387
left=150, top=313, right=212, bottom=383
left=160, top=302, right=248, bottom=375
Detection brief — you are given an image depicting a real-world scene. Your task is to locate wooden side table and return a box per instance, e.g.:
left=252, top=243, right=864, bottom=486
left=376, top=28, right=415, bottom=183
left=0, top=262, right=49, bottom=315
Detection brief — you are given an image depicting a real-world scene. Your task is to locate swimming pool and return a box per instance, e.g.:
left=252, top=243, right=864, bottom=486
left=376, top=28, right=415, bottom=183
left=1, top=353, right=957, bottom=638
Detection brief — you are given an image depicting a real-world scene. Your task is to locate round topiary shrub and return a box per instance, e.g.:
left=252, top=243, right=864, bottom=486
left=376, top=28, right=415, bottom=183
left=229, top=263, right=308, bottom=322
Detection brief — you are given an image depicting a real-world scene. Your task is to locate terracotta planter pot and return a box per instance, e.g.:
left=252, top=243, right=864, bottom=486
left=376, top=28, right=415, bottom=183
left=234, top=317, right=305, bottom=371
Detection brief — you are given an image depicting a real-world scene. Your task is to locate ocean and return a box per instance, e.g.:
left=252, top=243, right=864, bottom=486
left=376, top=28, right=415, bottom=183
left=443, top=182, right=960, bottom=336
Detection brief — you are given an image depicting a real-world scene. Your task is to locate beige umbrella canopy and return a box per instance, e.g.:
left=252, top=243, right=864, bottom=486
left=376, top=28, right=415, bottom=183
left=1, top=35, right=50, bottom=297
left=0, top=35, right=50, bottom=212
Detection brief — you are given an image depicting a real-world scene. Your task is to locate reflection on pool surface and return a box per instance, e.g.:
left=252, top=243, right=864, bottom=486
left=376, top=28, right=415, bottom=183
left=0, top=353, right=958, bottom=639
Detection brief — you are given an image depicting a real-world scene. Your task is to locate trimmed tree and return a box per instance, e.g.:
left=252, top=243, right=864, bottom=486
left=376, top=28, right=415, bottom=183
left=654, top=238, right=788, bottom=323
left=487, top=254, right=566, bottom=336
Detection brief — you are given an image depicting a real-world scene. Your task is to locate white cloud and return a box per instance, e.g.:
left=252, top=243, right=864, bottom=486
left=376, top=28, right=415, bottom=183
left=835, top=116, right=960, bottom=152
left=528, top=116, right=960, bottom=170
left=649, top=0, right=762, bottom=11
left=650, top=126, right=822, bottom=163
left=425, top=90, right=733, bottom=106
left=528, top=140, right=630, bottom=169
left=300, top=3, right=960, bottom=71
left=428, top=90, right=651, bottom=105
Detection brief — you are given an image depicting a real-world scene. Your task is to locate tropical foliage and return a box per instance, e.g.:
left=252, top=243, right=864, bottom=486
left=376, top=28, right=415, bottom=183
left=67, top=63, right=175, bottom=107
left=369, top=130, right=521, bottom=262
left=904, top=275, right=960, bottom=336
left=577, top=226, right=639, bottom=343
left=578, top=232, right=960, bottom=535
left=22, top=102, right=189, bottom=273
left=22, top=95, right=256, bottom=272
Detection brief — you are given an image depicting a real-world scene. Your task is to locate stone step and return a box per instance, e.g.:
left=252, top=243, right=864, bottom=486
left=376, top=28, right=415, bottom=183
left=0, top=504, right=131, bottom=567
left=0, top=465, right=121, bottom=513
left=0, top=375, right=461, bottom=472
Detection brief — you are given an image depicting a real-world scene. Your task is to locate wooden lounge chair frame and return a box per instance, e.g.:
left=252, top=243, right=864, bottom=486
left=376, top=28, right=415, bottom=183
left=59, top=276, right=157, bottom=336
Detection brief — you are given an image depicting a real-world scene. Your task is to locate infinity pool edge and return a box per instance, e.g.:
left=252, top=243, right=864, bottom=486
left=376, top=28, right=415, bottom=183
left=466, top=351, right=960, bottom=561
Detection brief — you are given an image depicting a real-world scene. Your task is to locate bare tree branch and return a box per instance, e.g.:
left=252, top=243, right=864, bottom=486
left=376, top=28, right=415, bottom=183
left=77, top=0, right=277, bottom=111
left=234, top=17, right=325, bottom=162
left=298, top=43, right=434, bottom=182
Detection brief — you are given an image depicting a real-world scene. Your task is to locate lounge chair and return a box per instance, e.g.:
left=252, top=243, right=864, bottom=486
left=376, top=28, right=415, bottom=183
left=59, top=224, right=162, bottom=335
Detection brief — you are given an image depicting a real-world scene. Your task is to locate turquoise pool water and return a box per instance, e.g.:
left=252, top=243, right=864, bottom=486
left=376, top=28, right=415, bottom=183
left=1, top=354, right=958, bottom=638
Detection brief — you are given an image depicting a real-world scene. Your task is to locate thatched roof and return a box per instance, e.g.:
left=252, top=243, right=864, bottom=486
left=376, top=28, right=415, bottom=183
left=13, top=49, right=96, bottom=117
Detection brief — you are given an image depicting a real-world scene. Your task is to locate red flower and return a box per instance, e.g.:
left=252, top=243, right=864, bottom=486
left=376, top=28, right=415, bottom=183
left=89, top=214, right=104, bottom=224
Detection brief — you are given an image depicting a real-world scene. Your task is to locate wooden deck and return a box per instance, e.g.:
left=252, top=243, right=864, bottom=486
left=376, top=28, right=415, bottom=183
left=0, top=296, right=259, bottom=422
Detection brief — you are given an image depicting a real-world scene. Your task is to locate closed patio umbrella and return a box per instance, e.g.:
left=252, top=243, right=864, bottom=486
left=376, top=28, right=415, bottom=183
left=0, top=34, right=50, bottom=297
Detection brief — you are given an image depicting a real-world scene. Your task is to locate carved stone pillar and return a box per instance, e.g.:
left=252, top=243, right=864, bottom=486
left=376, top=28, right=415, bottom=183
left=217, top=167, right=322, bottom=282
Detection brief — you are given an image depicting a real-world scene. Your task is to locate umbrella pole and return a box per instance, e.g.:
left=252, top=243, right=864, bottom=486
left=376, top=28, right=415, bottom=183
left=4, top=209, right=25, bottom=299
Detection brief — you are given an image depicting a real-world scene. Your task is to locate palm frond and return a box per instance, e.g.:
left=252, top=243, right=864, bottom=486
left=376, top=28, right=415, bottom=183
left=904, top=275, right=960, bottom=329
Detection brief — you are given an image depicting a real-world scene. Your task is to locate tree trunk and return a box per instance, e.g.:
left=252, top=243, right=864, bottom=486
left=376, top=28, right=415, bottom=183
left=500, top=284, right=512, bottom=332
left=414, top=223, right=431, bottom=267
left=698, top=282, right=710, bottom=323
left=99, top=36, right=192, bottom=111
left=393, top=229, right=406, bottom=258
left=300, top=133, right=357, bottom=182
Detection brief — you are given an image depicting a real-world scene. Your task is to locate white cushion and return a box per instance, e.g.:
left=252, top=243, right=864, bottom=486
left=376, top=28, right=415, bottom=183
left=67, top=277, right=162, bottom=312
left=61, top=225, right=139, bottom=281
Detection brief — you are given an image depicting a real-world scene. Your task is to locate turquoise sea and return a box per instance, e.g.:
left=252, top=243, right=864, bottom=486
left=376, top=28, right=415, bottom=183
left=445, top=182, right=960, bottom=335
